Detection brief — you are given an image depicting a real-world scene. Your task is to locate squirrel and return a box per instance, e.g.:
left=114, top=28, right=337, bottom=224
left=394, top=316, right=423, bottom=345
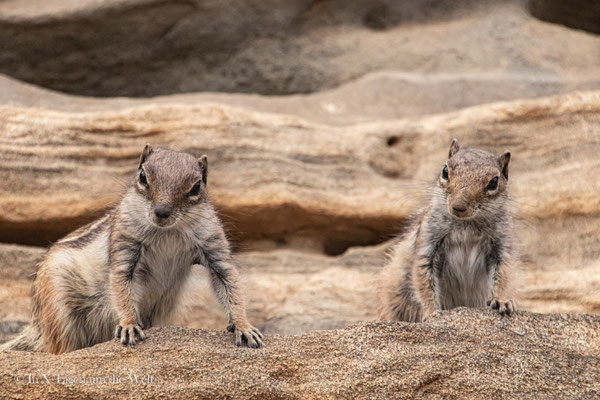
left=378, top=139, right=518, bottom=322
left=3, top=145, right=263, bottom=354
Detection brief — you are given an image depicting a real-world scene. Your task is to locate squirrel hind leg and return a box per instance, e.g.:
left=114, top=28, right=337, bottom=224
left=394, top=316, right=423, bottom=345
left=377, top=261, right=423, bottom=323
left=378, top=284, right=423, bottom=322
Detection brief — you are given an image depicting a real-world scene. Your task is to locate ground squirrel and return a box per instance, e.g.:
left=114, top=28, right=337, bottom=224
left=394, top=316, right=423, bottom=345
left=378, top=139, right=518, bottom=322
left=3, top=145, right=263, bottom=354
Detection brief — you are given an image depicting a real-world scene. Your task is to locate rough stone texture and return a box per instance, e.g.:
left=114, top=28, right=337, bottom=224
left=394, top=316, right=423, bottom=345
left=1, top=91, right=599, bottom=254
left=0, top=0, right=599, bottom=99
left=0, top=101, right=411, bottom=254
left=1, top=309, right=599, bottom=399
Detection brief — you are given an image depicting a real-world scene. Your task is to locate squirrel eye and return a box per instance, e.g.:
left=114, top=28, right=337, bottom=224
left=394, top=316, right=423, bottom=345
left=189, top=181, right=201, bottom=196
left=442, top=165, right=449, bottom=180
left=486, top=176, right=499, bottom=191
left=139, top=170, right=148, bottom=185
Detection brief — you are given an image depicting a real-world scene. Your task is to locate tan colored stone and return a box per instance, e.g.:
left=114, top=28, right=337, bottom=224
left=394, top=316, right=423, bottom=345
left=0, top=92, right=599, bottom=257
left=0, top=309, right=598, bottom=399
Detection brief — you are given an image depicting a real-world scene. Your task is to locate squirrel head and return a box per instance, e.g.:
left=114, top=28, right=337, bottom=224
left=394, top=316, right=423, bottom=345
left=438, top=139, right=511, bottom=219
left=134, top=144, right=208, bottom=228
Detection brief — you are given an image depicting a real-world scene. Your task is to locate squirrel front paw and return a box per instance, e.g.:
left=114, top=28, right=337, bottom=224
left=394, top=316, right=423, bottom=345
left=487, top=299, right=516, bottom=316
left=227, top=321, right=263, bottom=348
left=115, top=322, right=146, bottom=346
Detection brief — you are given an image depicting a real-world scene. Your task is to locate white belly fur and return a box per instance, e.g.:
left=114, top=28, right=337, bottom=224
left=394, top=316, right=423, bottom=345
left=132, top=229, right=196, bottom=326
left=438, top=228, right=491, bottom=309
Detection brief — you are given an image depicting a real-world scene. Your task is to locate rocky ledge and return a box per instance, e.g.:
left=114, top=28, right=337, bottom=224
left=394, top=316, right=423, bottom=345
left=1, top=309, right=598, bottom=399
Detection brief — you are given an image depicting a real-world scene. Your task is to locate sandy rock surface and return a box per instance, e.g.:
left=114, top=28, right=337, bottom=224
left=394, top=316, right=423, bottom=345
left=1, top=309, right=599, bottom=399
left=1, top=235, right=597, bottom=345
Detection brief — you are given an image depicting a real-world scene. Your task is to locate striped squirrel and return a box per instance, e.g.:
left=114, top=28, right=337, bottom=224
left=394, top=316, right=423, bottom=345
left=3, top=145, right=263, bottom=353
left=378, top=139, right=518, bottom=322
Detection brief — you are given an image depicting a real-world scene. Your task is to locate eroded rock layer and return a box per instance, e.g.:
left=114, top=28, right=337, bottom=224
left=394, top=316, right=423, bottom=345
left=0, top=92, right=599, bottom=256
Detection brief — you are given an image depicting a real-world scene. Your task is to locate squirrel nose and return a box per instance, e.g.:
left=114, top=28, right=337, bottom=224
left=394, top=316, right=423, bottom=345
left=452, top=204, right=467, bottom=213
left=155, top=204, right=172, bottom=219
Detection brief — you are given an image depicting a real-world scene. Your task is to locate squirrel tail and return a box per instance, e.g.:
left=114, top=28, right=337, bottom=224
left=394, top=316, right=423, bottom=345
left=1, top=323, right=41, bottom=352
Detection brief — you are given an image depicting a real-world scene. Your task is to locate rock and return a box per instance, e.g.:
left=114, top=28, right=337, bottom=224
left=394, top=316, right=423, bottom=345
left=529, top=0, right=600, bottom=34
left=1, top=0, right=600, bottom=98
left=0, top=101, right=409, bottom=253
left=0, top=244, right=45, bottom=326
left=0, top=309, right=598, bottom=399
left=3, top=69, right=600, bottom=126
left=0, top=91, right=599, bottom=257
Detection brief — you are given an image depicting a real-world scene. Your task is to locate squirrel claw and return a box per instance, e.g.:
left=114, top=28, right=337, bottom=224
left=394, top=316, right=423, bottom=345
left=487, top=299, right=516, bottom=316
left=115, top=323, right=146, bottom=346
left=232, top=323, right=263, bottom=348
left=226, top=322, right=235, bottom=333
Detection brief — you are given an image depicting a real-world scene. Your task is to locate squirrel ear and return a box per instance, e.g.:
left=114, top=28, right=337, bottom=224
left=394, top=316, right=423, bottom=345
left=198, top=155, right=208, bottom=186
left=138, top=144, right=153, bottom=169
left=448, top=138, right=460, bottom=158
left=500, top=151, right=511, bottom=179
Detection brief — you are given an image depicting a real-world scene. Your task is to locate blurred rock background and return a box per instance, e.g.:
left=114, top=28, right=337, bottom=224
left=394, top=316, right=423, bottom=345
left=0, top=0, right=599, bottom=343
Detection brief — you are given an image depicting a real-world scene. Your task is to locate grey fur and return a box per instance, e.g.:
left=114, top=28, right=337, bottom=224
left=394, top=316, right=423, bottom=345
left=3, top=146, right=262, bottom=354
left=378, top=140, right=518, bottom=322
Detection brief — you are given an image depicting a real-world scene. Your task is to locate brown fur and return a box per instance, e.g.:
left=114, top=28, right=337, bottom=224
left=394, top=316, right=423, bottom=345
left=3, top=145, right=262, bottom=354
left=378, top=139, right=518, bottom=322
